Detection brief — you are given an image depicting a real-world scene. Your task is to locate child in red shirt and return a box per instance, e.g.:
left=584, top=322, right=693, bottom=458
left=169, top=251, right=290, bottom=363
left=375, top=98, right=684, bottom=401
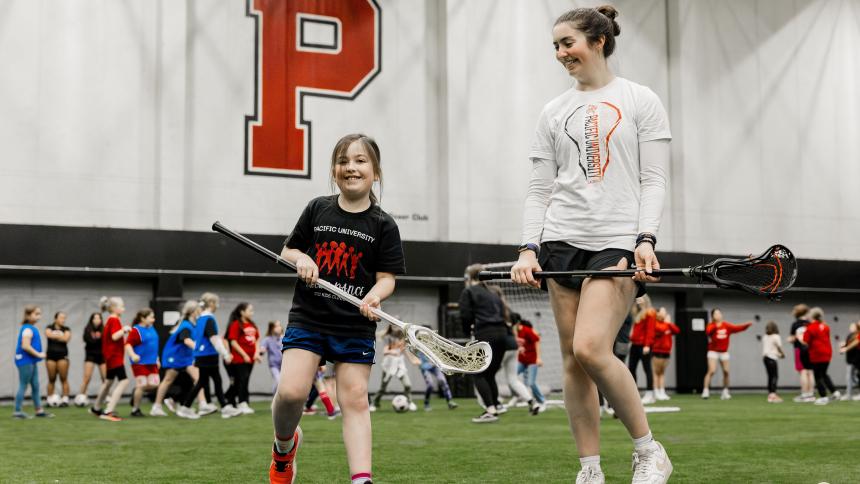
left=628, top=297, right=657, bottom=404
left=702, top=308, right=751, bottom=400
left=224, top=302, right=260, bottom=415
left=92, top=296, right=131, bottom=421
left=516, top=319, right=545, bottom=407
left=651, top=308, right=679, bottom=401
left=802, top=307, right=840, bottom=404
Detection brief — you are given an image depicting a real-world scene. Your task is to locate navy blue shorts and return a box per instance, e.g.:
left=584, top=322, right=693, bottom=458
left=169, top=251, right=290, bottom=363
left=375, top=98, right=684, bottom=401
left=281, top=327, right=375, bottom=365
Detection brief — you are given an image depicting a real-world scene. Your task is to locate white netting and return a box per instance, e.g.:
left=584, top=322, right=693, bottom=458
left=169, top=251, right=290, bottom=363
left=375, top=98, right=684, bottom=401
left=407, top=325, right=492, bottom=375
left=482, top=262, right=561, bottom=394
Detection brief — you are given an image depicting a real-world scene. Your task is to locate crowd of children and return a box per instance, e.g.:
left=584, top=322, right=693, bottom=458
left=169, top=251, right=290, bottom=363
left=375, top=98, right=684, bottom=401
left=11, top=293, right=268, bottom=421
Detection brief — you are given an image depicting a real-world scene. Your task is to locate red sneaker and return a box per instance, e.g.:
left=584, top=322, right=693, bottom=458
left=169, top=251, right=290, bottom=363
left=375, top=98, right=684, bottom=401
left=269, top=427, right=302, bottom=484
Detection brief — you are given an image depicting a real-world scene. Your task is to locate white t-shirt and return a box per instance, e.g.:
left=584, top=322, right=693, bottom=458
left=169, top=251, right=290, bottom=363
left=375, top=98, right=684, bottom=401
left=762, top=333, right=783, bottom=360
left=525, top=77, right=671, bottom=251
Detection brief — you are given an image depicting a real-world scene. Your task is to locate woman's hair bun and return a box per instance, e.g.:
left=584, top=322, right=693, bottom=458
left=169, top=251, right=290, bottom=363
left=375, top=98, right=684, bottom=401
left=596, top=5, right=621, bottom=36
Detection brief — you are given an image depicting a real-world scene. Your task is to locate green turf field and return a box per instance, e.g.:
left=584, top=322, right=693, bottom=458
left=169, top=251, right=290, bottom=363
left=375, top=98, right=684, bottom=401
left=1, top=394, right=857, bottom=483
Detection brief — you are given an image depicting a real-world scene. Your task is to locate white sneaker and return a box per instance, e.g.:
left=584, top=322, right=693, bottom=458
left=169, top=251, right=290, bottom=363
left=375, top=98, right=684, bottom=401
left=221, top=404, right=242, bottom=419
left=74, top=394, right=89, bottom=407
left=495, top=403, right=508, bottom=414
left=369, top=404, right=377, bottom=413
left=575, top=466, right=605, bottom=484
left=177, top=405, right=200, bottom=419
left=641, top=391, right=656, bottom=405
left=408, top=402, right=418, bottom=412
left=198, top=402, right=218, bottom=416
left=150, top=404, right=168, bottom=417
left=60, top=395, right=70, bottom=407
left=701, top=388, right=710, bottom=399
left=656, top=389, right=671, bottom=401
left=720, top=389, right=731, bottom=400
left=814, top=397, right=829, bottom=405
left=164, top=398, right=176, bottom=413
left=830, top=391, right=842, bottom=401
left=632, top=441, right=672, bottom=484
left=237, top=402, right=255, bottom=415
left=852, top=393, right=860, bottom=401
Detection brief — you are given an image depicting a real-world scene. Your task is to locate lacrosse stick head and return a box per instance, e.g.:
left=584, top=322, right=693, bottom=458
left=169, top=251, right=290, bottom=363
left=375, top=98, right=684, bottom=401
left=698, top=244, right=797, bottom=300
left=404, top=325, right=492, bottom=375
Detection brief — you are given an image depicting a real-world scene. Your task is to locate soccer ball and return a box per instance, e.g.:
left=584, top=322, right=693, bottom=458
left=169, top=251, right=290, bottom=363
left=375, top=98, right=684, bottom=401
left=74, top=394, right=89, bottom=407
left=46, top=394, right=61, bottom=407
left=391, top=394, right=410, bottom=413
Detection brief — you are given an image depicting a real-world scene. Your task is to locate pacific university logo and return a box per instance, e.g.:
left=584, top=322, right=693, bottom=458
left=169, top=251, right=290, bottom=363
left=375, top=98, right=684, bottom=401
left=314, top=241, right=363, bottom=280
left=563, top=102, right=622, bottom=184
left=245, top=0, right=382, bottom=178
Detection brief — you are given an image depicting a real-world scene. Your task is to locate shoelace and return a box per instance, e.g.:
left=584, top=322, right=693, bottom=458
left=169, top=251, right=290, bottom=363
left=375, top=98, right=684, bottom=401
left=631, top=450, right=656, bottom=479
left=576, top=466, right=600, bottom=483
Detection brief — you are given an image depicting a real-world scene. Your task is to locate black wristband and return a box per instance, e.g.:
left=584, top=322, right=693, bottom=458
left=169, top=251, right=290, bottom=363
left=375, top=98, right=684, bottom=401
left=635, top=233, right=657, bottom=249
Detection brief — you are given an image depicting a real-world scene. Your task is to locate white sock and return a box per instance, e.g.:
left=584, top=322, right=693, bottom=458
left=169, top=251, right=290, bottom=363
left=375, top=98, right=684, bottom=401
left=579, top=455, right=601, bottom=470
left=633, top=431, right=655, bottom=451
left=275, top=435, right=295, bottom=454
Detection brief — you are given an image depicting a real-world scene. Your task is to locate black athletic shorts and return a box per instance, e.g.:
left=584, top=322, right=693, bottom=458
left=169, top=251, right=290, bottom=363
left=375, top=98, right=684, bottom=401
left=652, top=352, right=671, bottom=359
left=85, top=352, right=104, bottom=364
left=106, top=366, right=128, bottom=381
left=46, top=352, right=68, bottom=361
left=538, top=241, right=646, bottom=297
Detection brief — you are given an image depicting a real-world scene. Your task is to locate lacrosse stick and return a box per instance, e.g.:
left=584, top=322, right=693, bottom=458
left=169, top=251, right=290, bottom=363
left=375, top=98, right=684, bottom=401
left=212, top=222, right=491, bottom=374
left=479, top=244, right=797, bottom=300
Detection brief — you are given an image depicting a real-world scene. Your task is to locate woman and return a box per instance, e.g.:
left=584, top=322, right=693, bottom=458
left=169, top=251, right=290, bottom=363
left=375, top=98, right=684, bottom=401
left=839, top=321, right=859, bottom=400
left=460, top=263, right=509, bottom=423
left=224, top=302, right=260, bottom=415
left=44, top=311, right=72, bottom=407
left=511, top=5, right=673, bottom=482
left=762, top=321, right=785, bottom=403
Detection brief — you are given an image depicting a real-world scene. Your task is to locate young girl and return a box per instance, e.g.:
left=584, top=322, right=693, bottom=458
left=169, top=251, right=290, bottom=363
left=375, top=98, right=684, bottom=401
left=371, top=325, right=416, bottom=412
left=152, top=300, right=211, bottom=417
left=261, top=320, right=285, bottom=394
left=702, top=308, right=752, bottom=400
left=762, top=321, right=785, bottom=403
left=91, top=296, right=131, bottom=421
left=75, top=312, right=105, bottom=407
left=628, top=296, right=657, bottom=404
left=183, top=293, right=239, bottom=419
left=651, top=308, right=680, bottom=401
left=416, top=350, right=457, bottom=411
left=304, top=365, right=339, bottom=419
left=517, top=319, right=545, bottom=412
left=225, top=302, right=260, bottom=415
left=44, top=311, right=72, bottom=407
left=125, top=308, right=161, bottom=417
left=510, top=5, right=673, bottom=482
left=14, top=305, right=53, bottom=418
left=271, top=133, right=405, bottom=484
left=788, top=304, right=815, bottom=402
left=802, top=307, right=840, bottom=404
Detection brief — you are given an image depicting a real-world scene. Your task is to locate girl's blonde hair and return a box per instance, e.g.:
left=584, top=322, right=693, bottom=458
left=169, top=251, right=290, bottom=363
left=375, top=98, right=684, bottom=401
left=330, top=133, right=383, bottom=204
left=21, top=305, right=40, bottom=325
left=172, top=300, right=200, bottom=334
left=199, top=292, right=219, bottom=310
left=99, top=296, right=124, bottom=313
left=808, top=307, right=824, bottom=321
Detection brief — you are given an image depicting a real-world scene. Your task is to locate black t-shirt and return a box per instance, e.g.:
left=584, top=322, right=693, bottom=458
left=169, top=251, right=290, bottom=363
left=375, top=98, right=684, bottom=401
left=285, top=196, right=406, bottom=338
left=846, top=332, right=859, bottom=365
left=790, top=319, right=809, bottom=350
left=46, top=324, right=70, bottom=356
left=203, top=318, right=217, bottom=339
left=83, top=323, right=104, bottom=355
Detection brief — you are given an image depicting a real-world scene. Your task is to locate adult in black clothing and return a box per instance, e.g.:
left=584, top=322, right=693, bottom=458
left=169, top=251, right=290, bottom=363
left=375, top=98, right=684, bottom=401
left=787, top=304, right=814, bottom=401
left=459, top=263, right=508, bottom=423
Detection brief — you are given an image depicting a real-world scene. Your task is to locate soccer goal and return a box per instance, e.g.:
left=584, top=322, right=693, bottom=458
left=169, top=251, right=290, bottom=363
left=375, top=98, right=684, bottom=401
left=481, top=262, right=561, bottom=398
